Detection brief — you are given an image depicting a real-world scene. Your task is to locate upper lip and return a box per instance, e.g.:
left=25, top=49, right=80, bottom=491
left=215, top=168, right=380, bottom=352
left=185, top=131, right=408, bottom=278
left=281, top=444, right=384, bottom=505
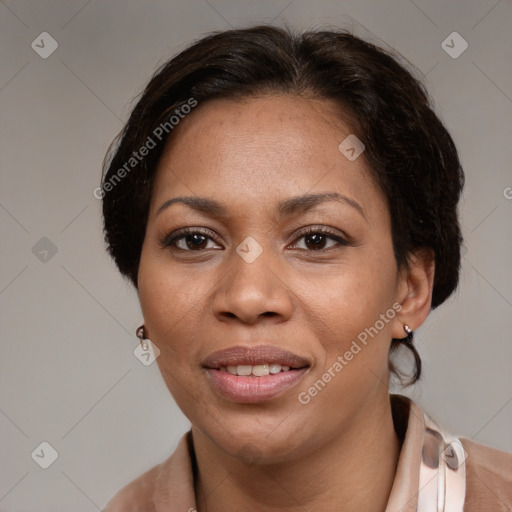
left=203, top=345, right=310, bottom=369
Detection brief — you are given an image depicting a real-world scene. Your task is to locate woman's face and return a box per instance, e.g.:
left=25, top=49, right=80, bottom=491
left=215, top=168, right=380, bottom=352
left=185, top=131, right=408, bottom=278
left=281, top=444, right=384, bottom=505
left=138, top=94, right=409, bottom=462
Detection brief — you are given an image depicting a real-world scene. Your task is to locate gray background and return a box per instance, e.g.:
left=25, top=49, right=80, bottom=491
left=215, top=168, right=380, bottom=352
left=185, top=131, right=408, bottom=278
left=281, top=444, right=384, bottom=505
left=1, top=0, right=511, bottom=510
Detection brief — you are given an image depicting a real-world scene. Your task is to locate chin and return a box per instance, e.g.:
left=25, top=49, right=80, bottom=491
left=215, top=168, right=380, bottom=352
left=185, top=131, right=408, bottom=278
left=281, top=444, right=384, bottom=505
left=194, top=414, right=312, bottom=465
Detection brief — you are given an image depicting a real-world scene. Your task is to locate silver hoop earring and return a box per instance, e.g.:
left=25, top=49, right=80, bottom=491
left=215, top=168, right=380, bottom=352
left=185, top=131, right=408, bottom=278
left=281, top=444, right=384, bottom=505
left=136, top=325, right=149, bottom=351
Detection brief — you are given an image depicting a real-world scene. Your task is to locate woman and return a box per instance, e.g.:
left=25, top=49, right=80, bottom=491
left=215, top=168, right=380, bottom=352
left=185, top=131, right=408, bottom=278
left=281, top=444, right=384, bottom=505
left=100, top=25, right=511, bottom=511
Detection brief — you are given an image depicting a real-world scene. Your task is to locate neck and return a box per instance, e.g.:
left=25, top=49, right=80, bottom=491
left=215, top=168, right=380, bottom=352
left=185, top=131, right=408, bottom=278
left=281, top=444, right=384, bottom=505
left=193, top=394, right=401, bottom=512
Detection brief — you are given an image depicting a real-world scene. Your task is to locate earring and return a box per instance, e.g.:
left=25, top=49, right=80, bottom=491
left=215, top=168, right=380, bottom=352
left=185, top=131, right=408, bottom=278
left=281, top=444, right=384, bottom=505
left=403, top=324, right=413, bottom=343
left=136, top=325, right=149, bottom=351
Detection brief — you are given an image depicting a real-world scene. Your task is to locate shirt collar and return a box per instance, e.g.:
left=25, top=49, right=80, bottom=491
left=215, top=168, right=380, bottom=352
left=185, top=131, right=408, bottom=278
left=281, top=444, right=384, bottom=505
left=386, top=394, right=424, bottom=511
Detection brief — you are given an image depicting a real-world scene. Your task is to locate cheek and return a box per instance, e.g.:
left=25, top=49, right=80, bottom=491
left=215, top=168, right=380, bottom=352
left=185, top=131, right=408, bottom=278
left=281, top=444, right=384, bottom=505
left=137, top=249, right=200, bottom=359
left=301, top=252, right=397, bottom=370
left=306, top=255, right=395, bottom=324
left=138, top=253, right=209, bottom=415
left=298, top=279, right=396, bottom=416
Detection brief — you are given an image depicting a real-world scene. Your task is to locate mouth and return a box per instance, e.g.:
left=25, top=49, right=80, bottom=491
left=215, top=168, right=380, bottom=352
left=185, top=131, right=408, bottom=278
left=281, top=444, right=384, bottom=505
left=202, top=345, right=310, bottom=403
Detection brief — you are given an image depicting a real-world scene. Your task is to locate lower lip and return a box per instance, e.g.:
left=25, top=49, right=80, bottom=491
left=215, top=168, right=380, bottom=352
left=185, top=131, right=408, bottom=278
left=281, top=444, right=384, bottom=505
left=205, top=368, right=308, bottom=403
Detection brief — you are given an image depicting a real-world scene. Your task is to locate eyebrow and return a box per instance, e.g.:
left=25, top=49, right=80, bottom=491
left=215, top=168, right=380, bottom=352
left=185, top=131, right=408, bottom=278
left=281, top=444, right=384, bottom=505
left=156, top=192, right=367, bottom=221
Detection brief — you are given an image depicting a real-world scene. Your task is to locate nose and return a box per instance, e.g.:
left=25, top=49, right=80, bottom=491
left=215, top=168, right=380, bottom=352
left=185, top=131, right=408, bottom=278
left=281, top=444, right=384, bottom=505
left=211, top=239, right=294, bottom=325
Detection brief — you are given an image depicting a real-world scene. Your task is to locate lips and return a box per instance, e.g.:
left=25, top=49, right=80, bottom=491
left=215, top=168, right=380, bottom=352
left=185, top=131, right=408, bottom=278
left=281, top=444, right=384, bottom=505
left=202, top=345, right=310, bottom=403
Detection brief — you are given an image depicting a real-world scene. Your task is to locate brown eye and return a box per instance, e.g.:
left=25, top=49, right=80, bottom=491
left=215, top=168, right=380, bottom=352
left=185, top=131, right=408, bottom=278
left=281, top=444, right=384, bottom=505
left=161, top=227, right=222, bottom=251
left=178, top=233, right=209, bottom=250
left=290, top=227, right=349, bottom=251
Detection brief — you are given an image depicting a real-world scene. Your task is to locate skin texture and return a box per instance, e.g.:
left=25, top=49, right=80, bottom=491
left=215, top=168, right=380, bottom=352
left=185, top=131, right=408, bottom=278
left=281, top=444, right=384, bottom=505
left=137, top=94, right=435, bottom=511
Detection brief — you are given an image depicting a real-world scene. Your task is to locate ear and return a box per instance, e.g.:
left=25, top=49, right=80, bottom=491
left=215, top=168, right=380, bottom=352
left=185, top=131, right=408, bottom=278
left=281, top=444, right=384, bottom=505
left=391, top=248, right=435, bottom=339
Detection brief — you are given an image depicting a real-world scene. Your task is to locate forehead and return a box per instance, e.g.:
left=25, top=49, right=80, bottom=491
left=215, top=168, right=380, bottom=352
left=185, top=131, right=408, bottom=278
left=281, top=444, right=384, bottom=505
left=150, top=94, right=385, bottom=221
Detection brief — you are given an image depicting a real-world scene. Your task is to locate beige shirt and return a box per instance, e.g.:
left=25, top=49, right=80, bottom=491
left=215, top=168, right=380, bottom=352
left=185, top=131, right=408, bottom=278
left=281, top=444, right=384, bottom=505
left=104, top=394, right=512, bottom=511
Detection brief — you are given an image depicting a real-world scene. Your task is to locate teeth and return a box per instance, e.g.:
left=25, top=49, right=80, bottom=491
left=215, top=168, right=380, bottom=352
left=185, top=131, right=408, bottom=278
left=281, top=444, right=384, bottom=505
left=237, top=365, right=252, bottom=376
left=269, top=364, right=281, bottom=374
left=219, top=364, right=294, bottom=376
left=252, top=364, right=269, bottom=376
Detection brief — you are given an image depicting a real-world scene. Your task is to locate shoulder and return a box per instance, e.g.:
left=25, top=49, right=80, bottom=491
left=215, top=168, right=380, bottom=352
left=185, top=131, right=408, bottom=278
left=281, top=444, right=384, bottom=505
left=103, top=431, right=196, bottom=512
left=103, top=463, right=161, bottom=512
left=460, top=438, right=512, bottom=511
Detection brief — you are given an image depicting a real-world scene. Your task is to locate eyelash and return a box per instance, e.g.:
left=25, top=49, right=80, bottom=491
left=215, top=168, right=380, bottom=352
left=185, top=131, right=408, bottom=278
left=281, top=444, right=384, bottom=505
left=160, top=226, right=350, bottom=252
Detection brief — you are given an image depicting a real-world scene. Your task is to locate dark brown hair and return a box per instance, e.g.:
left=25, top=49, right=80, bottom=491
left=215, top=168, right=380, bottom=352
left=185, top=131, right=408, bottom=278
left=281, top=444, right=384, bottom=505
left=101, top=25, right=464, bottom=385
